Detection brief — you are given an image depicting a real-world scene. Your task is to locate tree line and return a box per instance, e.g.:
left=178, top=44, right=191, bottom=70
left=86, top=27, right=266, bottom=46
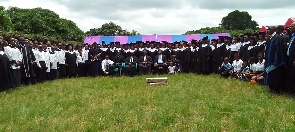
left=0, top=6, right=259, bottom=44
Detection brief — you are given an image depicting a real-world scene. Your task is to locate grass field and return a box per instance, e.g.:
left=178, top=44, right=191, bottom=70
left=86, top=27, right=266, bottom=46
left=0, top=74, right=295, bottom=131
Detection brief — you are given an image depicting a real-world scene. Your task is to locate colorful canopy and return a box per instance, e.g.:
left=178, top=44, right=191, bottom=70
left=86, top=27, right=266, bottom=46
left=83, top=33, right=231, bottom=44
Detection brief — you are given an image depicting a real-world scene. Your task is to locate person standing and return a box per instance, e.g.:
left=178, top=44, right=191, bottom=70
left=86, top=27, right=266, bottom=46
left=57, top=44, right=66, bottom=78
left=17, top=37, right=36, bottom=85
left=0, top=41, right=14, bottom=90
left=286, top=22, right=295, bottom=93
left=5, top=38, right=23, bottom=88
left=264, top=26, right=287, bottom=93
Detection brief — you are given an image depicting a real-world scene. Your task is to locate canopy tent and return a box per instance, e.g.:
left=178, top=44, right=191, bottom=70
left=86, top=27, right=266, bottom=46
left=83, top=33, right=231, bottom=45
left=284, top=17, right=295, bottom=29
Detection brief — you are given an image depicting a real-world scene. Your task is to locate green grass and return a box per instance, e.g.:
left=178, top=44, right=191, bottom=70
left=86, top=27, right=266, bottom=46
left=0, top=74, right=295, bottom=131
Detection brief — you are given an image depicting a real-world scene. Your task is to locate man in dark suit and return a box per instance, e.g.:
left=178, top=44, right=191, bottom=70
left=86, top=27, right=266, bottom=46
left=287, top=22, right=295, bottom=93
left=113, top=51, right=125, bottom=74
left=138, top=50, right=152, bottom=75
left=154, top=50, right=167, bottom=74
left=124, top=51, right=138, bottom=77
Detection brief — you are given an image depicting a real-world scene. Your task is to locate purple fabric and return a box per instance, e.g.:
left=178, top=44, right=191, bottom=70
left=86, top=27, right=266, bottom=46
left=185, top=34, right=201, bottom=43
left=83, top=36, right=100, bottom=44
left=157, top=35, right=172, bottom=43
left=142, top=35, right=156, bottom=42
left=114, top=36, right=128, bottom=44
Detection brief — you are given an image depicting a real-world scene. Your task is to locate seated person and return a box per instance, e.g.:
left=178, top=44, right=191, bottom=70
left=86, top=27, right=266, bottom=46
left=245, top=57, right=257, bottom=81
left=167, top=62, right=178, bottom=74
left=113, top=51, right=125, bottom=69
left=218, top=57, right=232, bottom=78
left=124, top=51, right=138, bottom=77
left=154, top=50, right=167, bottom=74
left=237, top=61, right=250, bottom=81
left=230, top=53, right=243, bottom=78
left=169, top=54, right=181, bottom=72
left=138, top=50, right=152, bottom=75
left=101, top=55, right=115, bottom=75
left=251, top=52, right=265, bottom=84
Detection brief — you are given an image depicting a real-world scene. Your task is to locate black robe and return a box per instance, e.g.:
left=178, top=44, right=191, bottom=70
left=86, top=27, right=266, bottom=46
left=239, top=43, right=249, bottom=61
left=65, top=52, right=77, bottom=77
left=0, top=53, right=14, bottom=91
left=244, top=46, right=257, bottom=62
left=287, top=34, right=295, bottom=92
left=198, top=45, right=212, bottom=74
left=213, top=45, right=225, bottom=73
left=180, top=48, right=191, bottom=73
left=264, top=34, right=286, bottom=91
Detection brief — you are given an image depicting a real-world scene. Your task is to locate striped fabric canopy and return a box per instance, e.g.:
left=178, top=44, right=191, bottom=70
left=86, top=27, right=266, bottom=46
left=83, top=33, right=231, bottom=45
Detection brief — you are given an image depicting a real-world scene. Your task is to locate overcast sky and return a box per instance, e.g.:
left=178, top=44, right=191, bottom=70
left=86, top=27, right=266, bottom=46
left=1, top=0, right=294, bottom=35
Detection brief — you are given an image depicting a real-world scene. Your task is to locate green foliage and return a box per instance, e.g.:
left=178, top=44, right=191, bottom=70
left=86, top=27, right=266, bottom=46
left=221, top=10, right=259, bottom=30
left=0, top=6, right=14, bottom=32
left=85, top=21, right=140, bottom=36
left=0, top=74, right=295, bottom=131
left=185, top=27, right=259, bottom=37
left=5, top=7, right=84, bottom=42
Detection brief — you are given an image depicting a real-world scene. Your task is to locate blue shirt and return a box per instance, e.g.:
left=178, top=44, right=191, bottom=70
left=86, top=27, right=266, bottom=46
left=221, top=62, right=232, bottom=71
left=287, top=33, right=295, bottom=56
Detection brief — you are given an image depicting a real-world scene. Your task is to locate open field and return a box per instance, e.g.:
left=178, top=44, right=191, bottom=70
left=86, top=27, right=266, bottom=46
left=0, top=74, right=295, bottom=131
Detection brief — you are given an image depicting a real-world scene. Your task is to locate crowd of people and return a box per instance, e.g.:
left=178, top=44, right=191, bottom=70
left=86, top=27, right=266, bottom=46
left=0, top=23, right=295, bottom=94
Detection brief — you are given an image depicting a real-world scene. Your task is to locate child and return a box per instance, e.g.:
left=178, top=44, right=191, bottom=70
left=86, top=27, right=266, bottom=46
left=230, top=53, right=243, bottom=78
left=170, top=55, right=181, bottom=72
left=245, top=57, right=257, bottom=81
left=237, top=62, right=250, bottom=81
left=168, top=62, right=177, bottom=74
left=218, top=57, right=232, bottom=78
left=251, top=52, right=265, bottom=84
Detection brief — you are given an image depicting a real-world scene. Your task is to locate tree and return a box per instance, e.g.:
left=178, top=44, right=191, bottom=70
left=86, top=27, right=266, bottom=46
left=185, top=27, right=258, bottom=37
left=85, top=21, right=140, bottom=36
left=0, top=6, right=14, bottom=32
left=5, top=7, right=85, bottom=41
left=221, top=10, right=259, bottom=30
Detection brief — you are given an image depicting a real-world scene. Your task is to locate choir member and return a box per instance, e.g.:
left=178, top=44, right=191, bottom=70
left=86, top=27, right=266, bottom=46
left=198, top=36, right=212, bottom=74
left=43, top=44, right=51, bottom=80
left=124, top=51, right=138, bottom=77
left=5, top=38, right=23, bottom=87
left=138, top=49, right=152, bottom=75
left=251, top=52, right=265, bottom=84
left=35, top=45, right=48, bottom=82
left=230, top=37, right=241, bottom=63
left=18, top=37, right=36, bottom=85
left=113, top=50, right=125, bottom=74
left=264, top=26, right=287, bottom=93
left=286, top=22, right=295, bottom=93
left=49, top=46, right=59, bottom=80
left=230, top=53, right=243, bottom=78
left=0, top=41, right=14, bottom=90
left=57, top=44, right=67, bottom=78
left=167, top=62, right=177, bottom=74
left=65, top=45, right=77, bottom=78
left=89, top=43, right=102, bottom=76
left=214, top=37, right=225, bottom=73
left=218, top=57, right=232, bottom=78
left=77, top=47, right=86, bottom=77
left=83, top=44, right=90, bottom=76
left=239, top=33, right=250, bottom=61
left=154, top=50, right=167, bottom=74
left=101, top=55, right=115, bottom=76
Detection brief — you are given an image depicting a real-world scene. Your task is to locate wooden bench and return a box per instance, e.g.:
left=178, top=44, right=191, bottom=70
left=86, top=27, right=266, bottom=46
left=146, top=77, right=168, bottom=85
